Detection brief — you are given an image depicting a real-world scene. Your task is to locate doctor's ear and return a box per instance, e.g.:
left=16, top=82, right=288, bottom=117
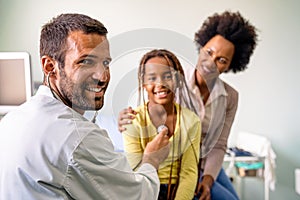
left=41, top=55, right=57, bottom=76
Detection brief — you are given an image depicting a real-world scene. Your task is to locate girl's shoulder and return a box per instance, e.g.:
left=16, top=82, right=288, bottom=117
left=175, top=103, right=201, bottom=123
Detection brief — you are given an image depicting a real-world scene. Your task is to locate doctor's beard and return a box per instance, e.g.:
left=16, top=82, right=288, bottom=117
left=58, top=69, right=105, bottom=112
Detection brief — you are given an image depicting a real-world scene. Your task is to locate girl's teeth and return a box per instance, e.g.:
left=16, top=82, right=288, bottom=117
left=157, top=91, right=166, bottom=95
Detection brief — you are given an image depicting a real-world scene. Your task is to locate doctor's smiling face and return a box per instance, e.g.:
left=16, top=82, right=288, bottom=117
left=53, top=31, right=111, bottom=114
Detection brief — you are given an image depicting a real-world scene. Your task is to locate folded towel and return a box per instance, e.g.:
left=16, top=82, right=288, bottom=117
left=236, top=132, right=277, bottom=191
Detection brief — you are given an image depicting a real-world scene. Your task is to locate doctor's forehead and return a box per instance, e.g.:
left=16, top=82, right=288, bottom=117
left=66, top=32, right=110, bottom=56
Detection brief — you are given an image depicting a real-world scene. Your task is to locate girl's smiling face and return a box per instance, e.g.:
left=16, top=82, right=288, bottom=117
left=143, top=56, right=176, bottom=106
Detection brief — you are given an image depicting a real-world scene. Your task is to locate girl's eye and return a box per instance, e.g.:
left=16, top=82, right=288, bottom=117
left=163, top=73, right=172, bottom=81
left=147, top=76, right=156, bottom=82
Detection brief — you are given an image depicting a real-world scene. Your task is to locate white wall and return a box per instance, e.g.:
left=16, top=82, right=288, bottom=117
left=1, top=0, right=300, bottom=199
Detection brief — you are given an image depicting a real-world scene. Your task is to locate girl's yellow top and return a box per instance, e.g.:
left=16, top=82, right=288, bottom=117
left=123, top=102, right=201, bottom=200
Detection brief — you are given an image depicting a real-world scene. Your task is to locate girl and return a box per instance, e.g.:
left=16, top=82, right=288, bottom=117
left=122, top=49, right=201, bottom=200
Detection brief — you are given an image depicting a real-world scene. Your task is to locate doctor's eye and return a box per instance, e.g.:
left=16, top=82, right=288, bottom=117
left=103, top=59, right=111, bottom=68
left=79, top=58, right=96, bottom=66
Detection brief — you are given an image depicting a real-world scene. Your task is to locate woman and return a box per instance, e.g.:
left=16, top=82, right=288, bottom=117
left=122, top=49, right=201, bottom=200
left=119, top=11, right=258, bottom=200
left=191, top=11, right=257, bottom=200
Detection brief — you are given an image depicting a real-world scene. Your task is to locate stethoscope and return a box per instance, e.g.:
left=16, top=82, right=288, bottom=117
left=47, top=71, right=98, bottom=123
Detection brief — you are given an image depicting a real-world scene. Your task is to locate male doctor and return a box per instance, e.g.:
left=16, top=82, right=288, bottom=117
left=0, top=13, right=170, bottom=199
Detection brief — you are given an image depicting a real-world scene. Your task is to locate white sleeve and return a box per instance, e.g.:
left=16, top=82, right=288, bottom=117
left=64, top=129, right=160, bottom=200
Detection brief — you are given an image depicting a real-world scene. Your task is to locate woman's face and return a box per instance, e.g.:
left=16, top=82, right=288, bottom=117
left=196, top=35, right=235, bottom=85
left=142, top=56, right=176, bottom=106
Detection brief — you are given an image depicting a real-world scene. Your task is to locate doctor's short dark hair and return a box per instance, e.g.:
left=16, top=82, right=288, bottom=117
left=194, top=11, right=258, bottom=73
left=40, top=13, right=108, bottom=68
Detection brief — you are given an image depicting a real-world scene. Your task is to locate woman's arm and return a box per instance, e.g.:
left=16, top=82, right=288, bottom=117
left=118, top=107, right=137, bottom=132
left=203, top=84, right=238, bottom=180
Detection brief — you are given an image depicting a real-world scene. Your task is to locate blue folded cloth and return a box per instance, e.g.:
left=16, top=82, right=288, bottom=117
left=228, top=147, right=253, bottom=157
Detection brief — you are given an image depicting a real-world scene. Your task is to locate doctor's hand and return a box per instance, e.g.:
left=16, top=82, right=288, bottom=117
left=118, top=107, right=137, bottom=132
left=142, top=127, right=170, bottom=169
left=195, top=175, right=214, bottom=200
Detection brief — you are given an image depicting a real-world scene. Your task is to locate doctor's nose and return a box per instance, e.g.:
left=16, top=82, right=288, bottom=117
left=93, top=64, right=110, bottom=82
